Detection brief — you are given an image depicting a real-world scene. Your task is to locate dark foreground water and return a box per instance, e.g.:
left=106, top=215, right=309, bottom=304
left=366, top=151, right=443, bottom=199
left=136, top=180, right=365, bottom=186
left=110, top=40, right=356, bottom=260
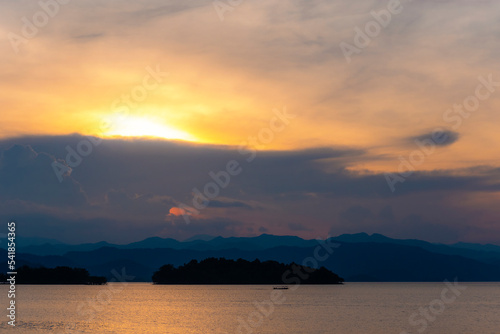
left=1, top=283, right=499, bottom=333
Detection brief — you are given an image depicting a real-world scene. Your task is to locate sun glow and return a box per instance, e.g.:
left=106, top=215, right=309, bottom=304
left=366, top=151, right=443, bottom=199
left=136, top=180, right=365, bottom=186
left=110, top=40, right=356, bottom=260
left=103, top=115, right=195, bottom=141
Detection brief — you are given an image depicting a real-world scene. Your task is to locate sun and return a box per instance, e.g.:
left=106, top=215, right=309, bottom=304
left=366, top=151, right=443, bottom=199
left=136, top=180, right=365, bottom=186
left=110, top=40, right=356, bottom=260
left=103, top=115, right=195, bottom=141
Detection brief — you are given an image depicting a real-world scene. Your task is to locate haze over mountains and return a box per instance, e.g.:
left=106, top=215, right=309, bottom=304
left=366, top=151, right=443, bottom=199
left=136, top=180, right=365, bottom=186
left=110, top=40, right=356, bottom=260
left=2, top=233, right=500, bottom=282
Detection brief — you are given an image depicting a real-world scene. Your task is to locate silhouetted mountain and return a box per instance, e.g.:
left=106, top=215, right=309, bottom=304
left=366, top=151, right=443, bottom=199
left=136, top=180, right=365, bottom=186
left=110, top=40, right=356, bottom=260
left=11, top=251, right=76, bottom=266
left=326, top=242, right=500, bottom=282
left=451, top=242, right=500, bottom=253
left=195, top=234, right=317, bottom=250
left=5, top=240, right=500, bottom=282
left=5, top=234, right=317, bottom=255
left=330, top=232, right=375, bottom=243
left=122, top=237, right=181, bottom=250
left=6, top=241, right=116, bottom=256
left=3, top=233, right=500, bottom=282
left=122, top=234, right=316, bottom=251
left=329, top=233, right=500, bottom=264
left=183, top=234, right=217, bottom=242
left=14, top=237, right=65, bottom=247
left=6, top=233, right=500, bottom=265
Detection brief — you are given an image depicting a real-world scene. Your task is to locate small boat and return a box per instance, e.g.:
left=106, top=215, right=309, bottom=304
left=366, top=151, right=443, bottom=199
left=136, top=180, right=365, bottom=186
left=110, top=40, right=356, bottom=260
left=273, top=286, right=289, bottom=290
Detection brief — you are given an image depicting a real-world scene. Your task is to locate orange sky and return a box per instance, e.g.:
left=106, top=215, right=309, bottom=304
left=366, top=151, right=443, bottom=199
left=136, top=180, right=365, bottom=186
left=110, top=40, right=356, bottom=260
left=1, top=0, right=499, bottom=175
left=1, top=0, right=500, bottom=243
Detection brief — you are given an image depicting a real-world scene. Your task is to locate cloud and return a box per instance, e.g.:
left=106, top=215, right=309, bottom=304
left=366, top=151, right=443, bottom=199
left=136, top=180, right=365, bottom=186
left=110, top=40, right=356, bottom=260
left=339, top=206, right=373, bottom=225
left=259, top=226, right=269, bottom=233
left=72, top=33, right=105, bottom=40
left=0, top=144, right=88, bottom=207
left=1, top=0, right=499, bottom=176
left=377, top=205, right=395, bottom=223
left=207, top=199, right=254, bottom=209
left=105, top=189, right=177, bottom=216
left=1, top=0, right=500, bottom=245
left=1, top=135, right=500, bottom=244
left=164, top=217, right=246, bottom=239
left=409, top=129, right=460, bottom=147
left=288, top=223, right=313, bottom=232
left=129, top=1, right=213, bottom=20
left=3, top=135, right=500, bottom=202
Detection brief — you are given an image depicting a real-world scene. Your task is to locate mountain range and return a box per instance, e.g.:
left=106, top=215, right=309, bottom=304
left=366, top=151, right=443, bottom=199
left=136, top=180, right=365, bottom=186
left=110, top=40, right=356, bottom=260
left=2, top=233, right=500, bottom=282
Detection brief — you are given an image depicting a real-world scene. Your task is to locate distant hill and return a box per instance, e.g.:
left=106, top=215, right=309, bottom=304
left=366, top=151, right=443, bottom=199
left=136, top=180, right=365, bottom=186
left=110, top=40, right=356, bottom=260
left=2, top=240, right=500, bottom=282
left=5, top=233, right=500, bottom=261
left=4, top=234, right=318, bottom=256
left=328, top=233, right=500, bottom=264
left=183, top=234, right=217, bottom=242
left=451, top=242, right=500, bottom=254
left=152, top=258, right=344, bottom=284
left=2, top=233, right=500, bottom=282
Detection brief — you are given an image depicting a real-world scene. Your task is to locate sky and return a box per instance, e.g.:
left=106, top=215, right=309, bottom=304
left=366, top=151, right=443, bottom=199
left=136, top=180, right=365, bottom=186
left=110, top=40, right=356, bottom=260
left=1, top=0, right=500, bottom=244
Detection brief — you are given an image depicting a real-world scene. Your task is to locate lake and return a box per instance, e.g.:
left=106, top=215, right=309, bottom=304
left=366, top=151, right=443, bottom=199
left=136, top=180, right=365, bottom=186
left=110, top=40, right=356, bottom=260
left=1, top=283, right=499, bottom=333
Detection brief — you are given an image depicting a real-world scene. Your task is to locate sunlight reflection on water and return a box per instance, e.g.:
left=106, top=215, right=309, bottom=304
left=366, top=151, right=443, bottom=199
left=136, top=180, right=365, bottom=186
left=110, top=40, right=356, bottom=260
left=0, top=283, right=499, bottom=333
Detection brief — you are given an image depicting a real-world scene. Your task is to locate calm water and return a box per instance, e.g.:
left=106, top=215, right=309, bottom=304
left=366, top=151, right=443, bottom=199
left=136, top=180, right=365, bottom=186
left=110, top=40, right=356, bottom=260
left=1, top=283, right=499, bottom=333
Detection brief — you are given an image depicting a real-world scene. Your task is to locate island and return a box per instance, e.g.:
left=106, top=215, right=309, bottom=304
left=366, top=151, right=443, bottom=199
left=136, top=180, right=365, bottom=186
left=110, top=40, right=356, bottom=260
left=0, top=266, right=107, bottom=285
left=152, top=258, right=344, bottom=284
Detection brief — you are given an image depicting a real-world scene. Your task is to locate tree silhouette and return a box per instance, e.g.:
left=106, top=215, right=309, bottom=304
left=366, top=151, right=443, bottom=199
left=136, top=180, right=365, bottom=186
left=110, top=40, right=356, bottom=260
left=152, top=258, right=344, bottom=284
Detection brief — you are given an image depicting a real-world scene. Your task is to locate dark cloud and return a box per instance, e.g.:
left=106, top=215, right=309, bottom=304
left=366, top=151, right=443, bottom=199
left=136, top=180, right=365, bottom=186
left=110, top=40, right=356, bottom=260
left=165, top=217, right=246, bottom=239
left=0, top=144, right=88, bottom=207
left=339, top=206, right=373, bottom=225
left=105, top=190, right=176, bottom=216
left=207, top=199, right=254, bottom=209
left=377, top=205, right=395, bottom=223
left=288, top=223, right=313, bottom=232
left=1, top=135, right=500, bottom=243
left=130, top=1, right=213, bottom=20
left=410, top=129, right=460, bottom=147
left=0, top=210, right=167, bottom=245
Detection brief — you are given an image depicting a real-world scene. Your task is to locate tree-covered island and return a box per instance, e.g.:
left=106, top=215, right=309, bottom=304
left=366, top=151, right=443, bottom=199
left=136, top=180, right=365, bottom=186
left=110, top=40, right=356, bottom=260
left=152, top=258, right=344, bottom=284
